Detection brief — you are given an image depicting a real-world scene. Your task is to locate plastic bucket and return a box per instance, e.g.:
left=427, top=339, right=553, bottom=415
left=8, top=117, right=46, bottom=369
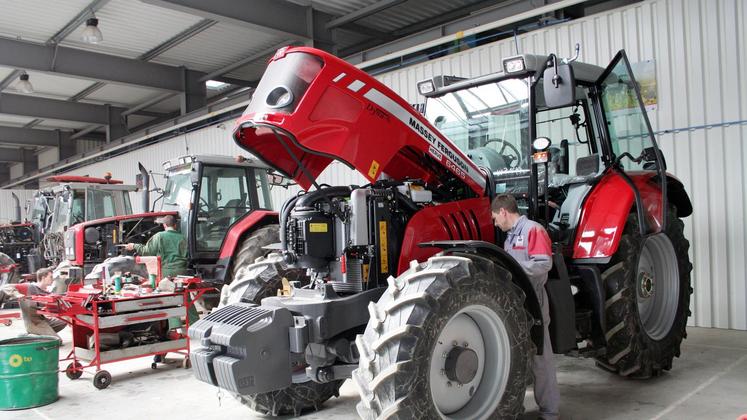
left=0, top=335, right=61, bottom=410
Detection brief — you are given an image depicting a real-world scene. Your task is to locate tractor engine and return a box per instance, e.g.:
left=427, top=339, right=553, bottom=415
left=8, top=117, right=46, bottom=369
left=281, top=182, right=429, bottom=292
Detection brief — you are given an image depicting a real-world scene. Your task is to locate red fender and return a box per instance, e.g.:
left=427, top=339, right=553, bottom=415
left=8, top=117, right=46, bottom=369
left=218, top=210, right=279, bottom=259
left=573, top=171, right=663, bottom=260
left=397, top=197, right=495, bottom=274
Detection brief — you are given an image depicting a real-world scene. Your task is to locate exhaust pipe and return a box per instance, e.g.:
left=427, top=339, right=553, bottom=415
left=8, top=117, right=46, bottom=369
left=137, top=163, right=150, bottom=213
left=11, top=193, right=21, bottom=223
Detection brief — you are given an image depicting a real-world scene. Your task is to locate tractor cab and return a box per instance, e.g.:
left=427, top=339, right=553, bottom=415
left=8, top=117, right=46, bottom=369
left=159, top=155, right=275, bottom=263
left=45, top=176, right=134, bottom=235
left=43, top=175, right=135, bottom=264
left=418, top=51, right=681, bottom=254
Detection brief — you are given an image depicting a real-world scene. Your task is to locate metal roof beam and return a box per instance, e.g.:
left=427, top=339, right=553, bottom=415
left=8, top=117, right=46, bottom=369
left=142, top=0, right=315, bottom=40
left=0, top=70, right=23, bottom=91
left=0, top=126, right=73, bottom=147
left=0, top=147, right=25, bottom=162
left=326, top=0, right=406, bottom=29
left=344, top=0, right=585, bottom=66
left=0, top=93, right=127, bottom=125
left=140, top=19, right=217, bottom=61
left=0, top=37, right=204, bottom=91
left=200, top=41, right=297, bottom=82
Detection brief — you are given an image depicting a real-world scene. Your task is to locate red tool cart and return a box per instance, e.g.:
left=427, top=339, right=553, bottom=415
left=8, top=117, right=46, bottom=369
left=32, top=278, right=215, bottom=389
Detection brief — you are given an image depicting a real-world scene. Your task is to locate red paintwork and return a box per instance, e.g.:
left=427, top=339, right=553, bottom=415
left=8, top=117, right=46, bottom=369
left=397, top=197, right=495, bottom=274
left=233, top=46, right=486, bottom=195
left=47, top=175, right=123, bottom=184
left=0, top=222, right=33, bottom=228
left=218, top=210, right=278, bottom=259
left=68, top=211, right=178, bottom=266
left=573, top=171, right=664, bottom=259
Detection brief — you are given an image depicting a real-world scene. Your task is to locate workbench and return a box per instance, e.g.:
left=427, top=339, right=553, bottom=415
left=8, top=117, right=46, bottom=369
left=32, top=279, right=215, bottom=389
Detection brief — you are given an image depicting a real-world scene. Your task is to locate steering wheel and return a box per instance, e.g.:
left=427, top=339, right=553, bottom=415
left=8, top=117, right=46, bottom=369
left=197, top=197, right=213, bottom=217
left=483, top=138, right=522, bottom=169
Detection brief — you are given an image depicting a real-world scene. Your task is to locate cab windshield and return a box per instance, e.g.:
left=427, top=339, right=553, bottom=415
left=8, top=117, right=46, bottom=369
left=425, top=77, right=530, bottom=192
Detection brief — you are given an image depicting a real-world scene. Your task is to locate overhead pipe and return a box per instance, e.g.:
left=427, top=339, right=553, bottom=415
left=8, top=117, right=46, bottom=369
left=11, top=192, right=21, bottom=223
left=138, top=162, right=150, bottom=213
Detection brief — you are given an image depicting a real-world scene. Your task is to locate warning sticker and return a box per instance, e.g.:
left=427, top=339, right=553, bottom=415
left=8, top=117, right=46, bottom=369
left=368, top=160, right=380, bottom=179
left=309, top=223, right=328, bottom=233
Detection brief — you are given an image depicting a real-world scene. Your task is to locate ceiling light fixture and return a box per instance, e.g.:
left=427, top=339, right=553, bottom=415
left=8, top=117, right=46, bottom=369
left=17, top=73, right=34, bottom=94
left=81, top=17, right=103, bottom=44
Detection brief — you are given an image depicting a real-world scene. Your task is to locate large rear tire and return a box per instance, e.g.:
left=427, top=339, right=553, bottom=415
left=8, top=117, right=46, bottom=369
left=223, top=253, right=339, bottom=416
left=203, top=224, right=278, bottom=310
left=596, top=206, right=692, bottom=377
left=227, top=224, right=280, bottom=285
left=354, top=254, right=533, bottom=420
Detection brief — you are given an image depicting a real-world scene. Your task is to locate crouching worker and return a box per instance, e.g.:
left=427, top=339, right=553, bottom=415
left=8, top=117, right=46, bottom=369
left=20, top=268, right=67, bottom=337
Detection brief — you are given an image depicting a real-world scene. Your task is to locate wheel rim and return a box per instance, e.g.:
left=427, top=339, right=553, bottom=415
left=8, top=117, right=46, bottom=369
left=636, top=234, right=680, bottom=340
left=429, top=304, right=511, bottom=419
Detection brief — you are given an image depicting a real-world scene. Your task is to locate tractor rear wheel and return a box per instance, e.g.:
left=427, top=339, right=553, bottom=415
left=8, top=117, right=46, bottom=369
left=202, top=224, right=279, bottom=310
left=227, top=224, right=280, bottom=285
left=354, top=254, right=533, bottom=420
left=596, top=206, right=692, bottom=377
left=219, top=253, right=305, bottom=306
left=223, top=253, right=339, bottom=416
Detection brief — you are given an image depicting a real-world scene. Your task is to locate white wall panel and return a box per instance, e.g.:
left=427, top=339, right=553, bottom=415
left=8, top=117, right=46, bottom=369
left=0, top=189, right=36, bottom=224
left=62, top=124, right=366, bottom=214
left=375, top=0, right=747, bottom=330
left=37, top=147, right=59, bottom=169
left=9, top=163, right=23, bottom=179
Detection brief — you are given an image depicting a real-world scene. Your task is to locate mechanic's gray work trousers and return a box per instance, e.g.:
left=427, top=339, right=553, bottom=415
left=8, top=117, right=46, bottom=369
left=533, top=290, right=560, bottom=420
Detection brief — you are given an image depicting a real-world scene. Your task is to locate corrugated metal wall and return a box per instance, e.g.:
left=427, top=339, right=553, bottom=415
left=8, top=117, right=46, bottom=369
left=0, top=189, right=36, bottom=224
left=45, top=0, right=744, bottom=329
left=375, top=0, right=747, bottom=330
left=60, top=124, right=366, bottom=213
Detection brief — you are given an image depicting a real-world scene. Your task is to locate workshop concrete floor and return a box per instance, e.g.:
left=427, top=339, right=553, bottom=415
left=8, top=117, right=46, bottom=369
left=1, top=317, right=745, bottom=420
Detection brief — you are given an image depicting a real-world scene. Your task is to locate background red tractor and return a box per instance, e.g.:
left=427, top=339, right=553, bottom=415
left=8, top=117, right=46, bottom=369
left=0, top=175, right=135, bottom=274
left=188, top=46, right=692, bottom=418
left=64, top=155, right=286, bottom=296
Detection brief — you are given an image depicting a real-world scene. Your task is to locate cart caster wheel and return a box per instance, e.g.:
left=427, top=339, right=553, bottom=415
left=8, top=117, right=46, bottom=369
left=65, top=362, right=83, bottom=380
left=182, top=358, right=191, bottom=369
left=93, top=370, right=112, bottom=390
left=151, top=362, right=158, bottom=370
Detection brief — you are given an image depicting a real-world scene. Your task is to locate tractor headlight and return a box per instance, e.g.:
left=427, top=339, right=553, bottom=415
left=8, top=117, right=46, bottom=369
left=503, top=57, right=526, bottom=73
left=266, top=86, right=294, bottom=108
left=417, top=79, right=436, bottom=95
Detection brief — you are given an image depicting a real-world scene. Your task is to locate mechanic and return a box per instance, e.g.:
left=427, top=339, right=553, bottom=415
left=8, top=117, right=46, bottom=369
left=21, top=267, right=67, bottom=336
left=491, top=194, right=560, bottom=420
left=125, top=214, right=188, bottom=278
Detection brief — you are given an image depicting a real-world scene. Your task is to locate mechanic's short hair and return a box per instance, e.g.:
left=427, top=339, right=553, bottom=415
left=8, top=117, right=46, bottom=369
left=491, top=194, right=519, bottom=214
left=36, top=267, right=53, bottom=281
left=157, top=214, right=177, bottom=227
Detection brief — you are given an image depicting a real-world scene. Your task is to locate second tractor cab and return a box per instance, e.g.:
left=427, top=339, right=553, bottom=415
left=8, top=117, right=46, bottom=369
left=65, top=155, right=281, bottom=291
left=0, top=175, right=135, bottom=273
left=188, top=46, right=692, bottom=419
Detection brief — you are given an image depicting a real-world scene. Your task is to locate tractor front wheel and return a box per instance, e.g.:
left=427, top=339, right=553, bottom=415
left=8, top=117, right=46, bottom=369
left=222, top=253, right=335, bottom=416
left=354, top=254, right=533, bottom=419
left=596, top=207, right=692, bottom=377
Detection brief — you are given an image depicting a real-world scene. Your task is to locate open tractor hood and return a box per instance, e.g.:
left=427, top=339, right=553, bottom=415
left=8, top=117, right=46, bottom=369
left=233, top=46, right=487, bottom=194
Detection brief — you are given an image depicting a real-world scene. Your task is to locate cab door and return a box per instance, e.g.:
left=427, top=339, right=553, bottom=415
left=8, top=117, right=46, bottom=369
left=594, top=50, right=667, bottom=231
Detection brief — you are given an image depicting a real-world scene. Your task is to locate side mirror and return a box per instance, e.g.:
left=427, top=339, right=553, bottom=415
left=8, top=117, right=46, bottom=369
left=543, top=62, right=576, bottom=108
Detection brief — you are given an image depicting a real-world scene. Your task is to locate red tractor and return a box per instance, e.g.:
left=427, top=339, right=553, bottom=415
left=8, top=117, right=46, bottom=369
left=63, top=155, right=284, bottom=291
left=0, top=175, right=135, bottom=273
left=189, top=46, right=692, bottom=418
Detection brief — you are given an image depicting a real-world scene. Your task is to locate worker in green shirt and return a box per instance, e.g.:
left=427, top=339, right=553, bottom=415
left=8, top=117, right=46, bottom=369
left=126, top=214, right=197, bottom=337
left=126, top=214, right=188, bottom=277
